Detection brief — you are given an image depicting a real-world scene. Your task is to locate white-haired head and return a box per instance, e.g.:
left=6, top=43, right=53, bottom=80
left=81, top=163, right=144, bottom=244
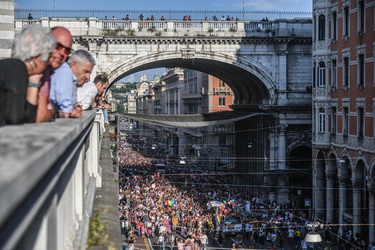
left=12, top=24, right=56, bottom=63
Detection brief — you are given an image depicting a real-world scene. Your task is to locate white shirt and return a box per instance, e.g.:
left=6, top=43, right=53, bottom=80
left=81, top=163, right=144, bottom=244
left=76, top=81, right=98, bottom=110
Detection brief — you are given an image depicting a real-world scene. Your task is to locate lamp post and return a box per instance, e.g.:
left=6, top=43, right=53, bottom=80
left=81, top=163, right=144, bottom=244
left=304, top=222, right=323, bottom=250
left=242, top=0, right=245, bottom=21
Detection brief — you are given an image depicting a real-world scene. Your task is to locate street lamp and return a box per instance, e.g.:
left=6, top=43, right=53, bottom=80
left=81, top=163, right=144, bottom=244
left=304, top=222, right=323, bottom=250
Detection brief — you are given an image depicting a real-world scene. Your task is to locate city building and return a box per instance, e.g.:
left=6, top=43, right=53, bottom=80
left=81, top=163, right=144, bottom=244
left=124, top=90, right=137, bottom=114
left=136, top=74, right=158, bottom=115
left=162, top=68, right=184, bottom=115
left=113, top=82, right=126, bottom=89
left=312, top=0, right=375, bottom=243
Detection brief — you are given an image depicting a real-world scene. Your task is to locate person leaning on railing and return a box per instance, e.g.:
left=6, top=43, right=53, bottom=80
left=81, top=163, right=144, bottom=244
left=0, top=24, right=56, bottom=126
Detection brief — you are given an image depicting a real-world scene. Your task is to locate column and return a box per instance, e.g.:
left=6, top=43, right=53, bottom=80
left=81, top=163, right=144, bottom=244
left=174, top=88, right=177, bottom=114
left=276, top=47, right=288, bottom=105
left=368, top=185, right=375, bottom=244
left=314, top=168, right=325, bottom=220
left=338, top=177, right=348, bottom=237
left=166, top=91, right=170, bottom=114
left=352, top=181, right=362, bottom=235
left=278, top=125, right=286, bottom=170
left=177, top=88, right=181, bottom=114
left=326, top=174, right=334, bottom=223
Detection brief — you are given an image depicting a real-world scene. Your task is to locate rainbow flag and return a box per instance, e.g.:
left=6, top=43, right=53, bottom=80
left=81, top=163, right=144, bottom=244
left=167, top=199, right=175, bottom=207
left=189, top=201, right=194, bottom=212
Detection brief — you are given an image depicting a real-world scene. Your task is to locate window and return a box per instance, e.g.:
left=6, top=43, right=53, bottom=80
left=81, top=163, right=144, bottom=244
left=358, top=1, right=365, bottom=33
left=344, top=6, right=349, bottom=37
left=343, top=57, right=349, bottom=88
left=358, top=54, right=365, bottom=87
left=358, top=107, right=364, bottom=137
left=219, top=97, right=226, bottom=106
left=218, top=80, right=225, bottom=87
left=331, top=107, right=337, bottom=133
left=318, top=61, right=326, bottom=87
left=332, top=11, right=337, bottom=40
left=319, top=108, right=326, bottom=132
left=318, top=15, right=326, bottom=40
left=343, top=107, right=349, bottom=135
left=332, top=59, right=337, bottom=87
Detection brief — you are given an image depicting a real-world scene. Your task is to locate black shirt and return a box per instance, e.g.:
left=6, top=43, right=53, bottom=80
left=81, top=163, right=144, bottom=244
left=0, top=58, right=37, bottom=126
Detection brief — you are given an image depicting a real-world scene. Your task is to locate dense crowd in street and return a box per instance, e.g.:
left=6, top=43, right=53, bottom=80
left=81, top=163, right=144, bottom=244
left=115, top=135, right=370, bottom=250
left=116, top=137, right=300, bottom=250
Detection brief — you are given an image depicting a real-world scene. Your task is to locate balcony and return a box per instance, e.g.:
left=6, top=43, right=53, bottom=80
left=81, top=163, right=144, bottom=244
left=214, top=87, right=232, bottom=95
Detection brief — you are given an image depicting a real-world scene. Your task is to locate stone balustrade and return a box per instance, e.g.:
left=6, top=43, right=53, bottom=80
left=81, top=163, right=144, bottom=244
left=14, top=18, right=311, bottom=37
left=0, top=110, right=104, bottom=250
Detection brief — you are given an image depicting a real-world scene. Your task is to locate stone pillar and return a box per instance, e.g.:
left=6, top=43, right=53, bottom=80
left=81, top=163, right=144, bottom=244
left=167, top=21, right=174, bottom=31
left=368, top=185, right=375, bottom=244
left=88, top=17, right=99, bottom=35
left=178, top=136, right=185, bottom=157
left=278, top=125, right=286, bottom=170
left=166, top=91, right=170, bottom=114
left=314, top=164, right=325, bottom=220
left=177, top=88, right=181, bottom=114
left=326, top=174, right=334, bottom=223
left=338, top=177, right=348, bottom=237
left=277, top=47, right=288, bottom=105
left=131, top=21, right=138, bottom=30
left=352, top=181, right=362, bottom=235
left=40, top=17, right=50, bottom=27
left=174, top=88, right=177, bottom=114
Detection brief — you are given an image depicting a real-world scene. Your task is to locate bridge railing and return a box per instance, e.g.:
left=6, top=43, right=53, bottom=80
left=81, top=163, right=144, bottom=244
left=0, top=110, right=104, bottom=250
left=15, top=9, right=312, bottom=22
left=15, top=18, right=311, bottom=37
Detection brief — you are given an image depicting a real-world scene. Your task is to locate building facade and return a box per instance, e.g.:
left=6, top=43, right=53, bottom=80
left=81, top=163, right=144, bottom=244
left=124, top=90, right=137, bottom=114
left=312, top=0, right=375, bottom=243
left=0, top=0, right=14, bottom=59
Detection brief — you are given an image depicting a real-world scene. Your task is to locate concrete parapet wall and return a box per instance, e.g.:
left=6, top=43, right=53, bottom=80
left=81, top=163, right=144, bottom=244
left=0, top=110, right=103, bottom=250
left=14, top=18, right=312, bottom=38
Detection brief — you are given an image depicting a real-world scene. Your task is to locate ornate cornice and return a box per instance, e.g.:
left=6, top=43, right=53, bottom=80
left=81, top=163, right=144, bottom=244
left=76, top=35, right=312, bottom=46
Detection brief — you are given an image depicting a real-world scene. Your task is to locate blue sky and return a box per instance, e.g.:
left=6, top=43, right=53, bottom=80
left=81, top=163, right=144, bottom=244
left=15, top=0, right=312, bottom=12
left=15, top=0, right=312, bottom=82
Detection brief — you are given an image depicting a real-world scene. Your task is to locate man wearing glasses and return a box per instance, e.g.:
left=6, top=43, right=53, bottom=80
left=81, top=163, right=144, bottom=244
left=37, top=26, right=81, bottom=121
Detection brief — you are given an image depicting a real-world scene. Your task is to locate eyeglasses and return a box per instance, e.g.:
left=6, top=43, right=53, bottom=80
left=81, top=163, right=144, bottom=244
left=56, top=42, right=74, bottom=54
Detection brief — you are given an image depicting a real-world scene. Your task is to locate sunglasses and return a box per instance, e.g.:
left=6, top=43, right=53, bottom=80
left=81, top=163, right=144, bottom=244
left=56, top=42, right=74, bottom=54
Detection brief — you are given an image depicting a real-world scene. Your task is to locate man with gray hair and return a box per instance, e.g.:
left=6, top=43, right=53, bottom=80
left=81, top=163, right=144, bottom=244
left=68, top=50, right=96, bottom=87
left=50, top=49, right=95, bottom=118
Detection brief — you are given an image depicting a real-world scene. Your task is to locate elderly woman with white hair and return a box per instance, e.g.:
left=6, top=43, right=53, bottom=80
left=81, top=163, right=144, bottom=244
left=0, top=24, right=56, bottom=126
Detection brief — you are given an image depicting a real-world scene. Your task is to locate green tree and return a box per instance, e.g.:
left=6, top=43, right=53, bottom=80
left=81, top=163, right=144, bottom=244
left=117, top=103, right=125, bottom=113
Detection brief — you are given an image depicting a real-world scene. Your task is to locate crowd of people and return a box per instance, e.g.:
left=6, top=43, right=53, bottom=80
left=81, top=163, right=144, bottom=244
left=0, top=24, right=111, bottom=127
left=115, top=135, right=350, bottom=250
left=104, top=14, right=241, bottom=22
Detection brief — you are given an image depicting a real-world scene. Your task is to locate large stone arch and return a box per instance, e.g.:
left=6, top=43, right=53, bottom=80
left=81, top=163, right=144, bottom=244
left=104, top=52, right=276, bottom=105
left=369, top=158, right=375, bottom=184
left=353, top=151, right=369, bottom=179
